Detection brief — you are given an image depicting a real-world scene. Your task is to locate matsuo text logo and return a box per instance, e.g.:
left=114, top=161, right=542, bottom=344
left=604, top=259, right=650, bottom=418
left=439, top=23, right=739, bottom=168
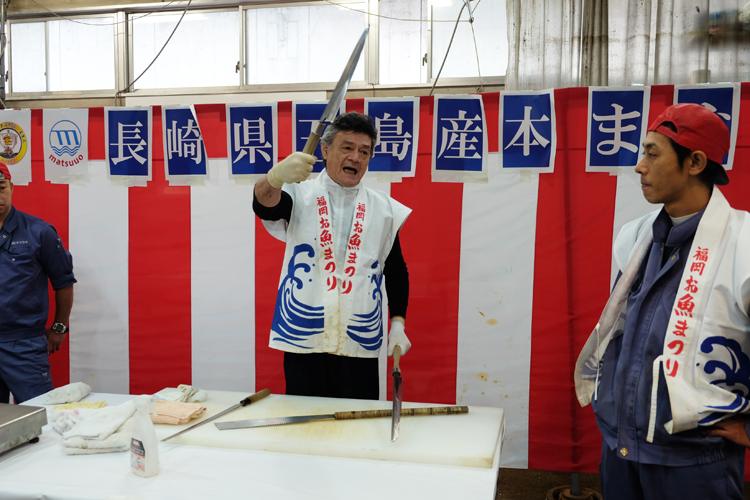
left=48, top=120, right=84, bottom=167
left=0, top=121, right=28, bottom=165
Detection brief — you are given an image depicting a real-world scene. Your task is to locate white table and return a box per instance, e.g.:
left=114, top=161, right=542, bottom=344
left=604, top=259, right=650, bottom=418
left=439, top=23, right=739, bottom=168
left=0, top=391, right=504, bottom=500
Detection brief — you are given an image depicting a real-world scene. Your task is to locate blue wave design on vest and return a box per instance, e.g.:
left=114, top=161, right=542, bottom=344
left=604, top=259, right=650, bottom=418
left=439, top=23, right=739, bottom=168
left=698, top=336, right=750, bottom=425
left=346, top=261, right=383, bottom=351
left=271, top=244, right=324, bottom=349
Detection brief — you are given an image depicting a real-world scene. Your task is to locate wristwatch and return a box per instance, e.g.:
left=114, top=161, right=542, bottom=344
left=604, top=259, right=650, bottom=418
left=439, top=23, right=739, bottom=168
left=51, top=322, right=69, bottom=334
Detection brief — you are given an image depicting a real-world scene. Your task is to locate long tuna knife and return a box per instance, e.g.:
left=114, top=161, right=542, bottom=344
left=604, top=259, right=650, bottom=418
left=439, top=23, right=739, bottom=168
left=391, top=344, right=403, bottom=442
left=301, top=26, right=369, bottom=155
left=161, top=388, right=271, bottom=442
left=215, top=406, right=468, bottom=431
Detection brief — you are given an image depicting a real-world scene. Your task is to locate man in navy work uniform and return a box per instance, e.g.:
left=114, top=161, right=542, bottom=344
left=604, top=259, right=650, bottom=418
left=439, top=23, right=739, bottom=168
left=575, top=103, right=750, bottom=500
left=0, top=162, right=76, bottom=404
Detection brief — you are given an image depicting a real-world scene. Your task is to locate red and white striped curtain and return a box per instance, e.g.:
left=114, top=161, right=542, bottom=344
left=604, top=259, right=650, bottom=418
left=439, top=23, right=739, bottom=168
left=14, top=85, right=750, bottom=473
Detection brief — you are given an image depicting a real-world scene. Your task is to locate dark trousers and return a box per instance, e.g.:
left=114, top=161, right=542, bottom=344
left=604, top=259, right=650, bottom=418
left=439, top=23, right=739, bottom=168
left=284, top=352, right=379, bottom=400
left=600, top=439, right=745, bottom=500
left=0, top=336, right=54, bottom=404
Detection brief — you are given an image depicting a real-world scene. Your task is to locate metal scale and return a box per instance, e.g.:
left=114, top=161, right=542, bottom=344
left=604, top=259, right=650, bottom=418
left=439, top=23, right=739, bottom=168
left=0, top=404, right=47, bottom=454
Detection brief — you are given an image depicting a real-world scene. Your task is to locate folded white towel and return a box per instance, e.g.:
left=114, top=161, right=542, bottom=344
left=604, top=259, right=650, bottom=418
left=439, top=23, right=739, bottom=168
left=159, top=384, right=207, bottom=403
left=63, top=401, right=136, bottom=441
left=64, top=417, right=135, bottom=455
left=49, top=408, right=90, bottom=435
left=44, top=382, right=92, bottom=404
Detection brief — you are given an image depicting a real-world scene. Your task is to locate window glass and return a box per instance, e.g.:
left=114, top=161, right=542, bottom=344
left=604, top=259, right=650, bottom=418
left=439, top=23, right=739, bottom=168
left=431, top=0, right=507, bottom=78
left=47, top=17, right=115, bottom=91
left=10, top=22, right=47, bottom=92
left=11, top=18, right=115, bottom=93
left=245, top=3, right=365, bottom=85
left=132, top=10, right=239, bottom=89
left=379, top=0, right=428, bottom=84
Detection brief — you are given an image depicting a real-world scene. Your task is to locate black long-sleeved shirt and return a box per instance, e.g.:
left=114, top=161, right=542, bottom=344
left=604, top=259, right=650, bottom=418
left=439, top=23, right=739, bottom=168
left=253, top=191, right=409, bottom=318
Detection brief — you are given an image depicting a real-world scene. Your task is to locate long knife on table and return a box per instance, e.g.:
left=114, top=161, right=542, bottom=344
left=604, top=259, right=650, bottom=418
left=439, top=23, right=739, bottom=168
left=301, top=26, right=369, bottom=156
left=161, top=388, right=271, bottom=442
left=215, top=406, right=468, bottom=430
left=391, top=344, right=403, bottom=442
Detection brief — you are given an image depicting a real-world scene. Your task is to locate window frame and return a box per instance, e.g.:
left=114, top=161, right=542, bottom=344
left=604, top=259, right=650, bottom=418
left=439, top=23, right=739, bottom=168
left=4, top=0, right=504, bottom=103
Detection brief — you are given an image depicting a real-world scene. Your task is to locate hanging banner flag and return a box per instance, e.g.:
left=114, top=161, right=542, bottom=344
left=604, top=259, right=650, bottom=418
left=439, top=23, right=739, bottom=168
left=0, top=109, right=32, bottom=185
left=499, top=90, right=556, bottom=174
left=162, top=105, right=208, bottom=186
left=586, top=87, right=651, bottom=173
left=674, top=83, right=741, bottom=170
left=432, top=95, right=488, bottom=183
left=43, top=108, right=89, bottom=185
left=226, top=103, right=277, bottom=183
left=105, top=107, right=152, bottom=187
left=365, top=97, right=419, bottom=181
left=292, top=100, right=345, bottom=173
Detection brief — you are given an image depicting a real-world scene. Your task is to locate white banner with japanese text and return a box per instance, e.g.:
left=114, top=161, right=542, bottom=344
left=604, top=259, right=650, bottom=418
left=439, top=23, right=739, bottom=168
left=162, top=105, right=209, bottom=186
left=226, top=103, right=278, bottom=184
left=586, top=86, right=651, bottom=174
left=432, top=95, right=488, bottom=183
left=365, top=97, right=419, bottom=182
left=499, top=90, right=556, bottom=174
left=43, top=108, right=89, bottom=185
left=105, top=107, right=153, bottom=187
left=0, top=109, right=32, bottom=186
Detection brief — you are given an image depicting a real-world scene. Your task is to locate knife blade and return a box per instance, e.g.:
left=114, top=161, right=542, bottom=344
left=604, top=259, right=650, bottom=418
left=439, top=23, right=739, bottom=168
left=302, top=26, right=369, bottom=155
left=161, top=388, right=271, bottom=442
left=215, top=405, right=468, bottom=431
left=391, top=344, right=403, bottom=442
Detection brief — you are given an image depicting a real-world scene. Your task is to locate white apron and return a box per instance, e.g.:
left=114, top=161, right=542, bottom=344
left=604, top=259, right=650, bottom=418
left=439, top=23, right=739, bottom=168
left=264, top=171, right=411, bottom=357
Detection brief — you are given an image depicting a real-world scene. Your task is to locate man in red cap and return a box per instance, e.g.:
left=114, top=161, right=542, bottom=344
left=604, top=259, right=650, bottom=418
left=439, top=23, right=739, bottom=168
left=0, top=162, right=76, bottom=403
left=575, top=103, right=750, bottom=499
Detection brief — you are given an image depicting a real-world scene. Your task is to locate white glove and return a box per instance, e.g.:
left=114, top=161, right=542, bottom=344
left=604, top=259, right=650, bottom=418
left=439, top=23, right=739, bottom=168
left=387, top=318, right=411, bottom=356
left=266, top=152, right=316, bottom=189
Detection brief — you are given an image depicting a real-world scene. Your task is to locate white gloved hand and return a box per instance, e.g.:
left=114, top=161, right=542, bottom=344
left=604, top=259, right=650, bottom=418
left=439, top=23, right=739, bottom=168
left=387, top=318, right=411, bottom=356
left=266, top=152, right=316, bottom=189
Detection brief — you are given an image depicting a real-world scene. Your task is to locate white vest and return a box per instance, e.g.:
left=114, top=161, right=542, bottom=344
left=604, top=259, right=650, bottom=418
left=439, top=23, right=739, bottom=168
left=575, top=187, right=750, bottom=435
left=263, top=171, right=411, bottom=357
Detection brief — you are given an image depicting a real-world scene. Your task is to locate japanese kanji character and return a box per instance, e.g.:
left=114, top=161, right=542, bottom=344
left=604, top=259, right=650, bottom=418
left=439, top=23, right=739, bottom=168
left=690, top=262, right=706, bottom=276
left=672, top=320, right=689, bottom=337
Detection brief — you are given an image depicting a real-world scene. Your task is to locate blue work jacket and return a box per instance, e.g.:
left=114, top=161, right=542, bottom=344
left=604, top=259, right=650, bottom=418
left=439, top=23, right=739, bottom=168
left=0, top=206, right=76, bottom=341
left=593, top=207, right=733, bottom=466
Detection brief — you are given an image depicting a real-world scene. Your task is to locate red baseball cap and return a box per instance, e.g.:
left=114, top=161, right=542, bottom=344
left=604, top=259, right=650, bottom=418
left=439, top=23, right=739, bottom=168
left=648, top=103, right=730, bottom=185
left=0, top=162, right=10, bottom=181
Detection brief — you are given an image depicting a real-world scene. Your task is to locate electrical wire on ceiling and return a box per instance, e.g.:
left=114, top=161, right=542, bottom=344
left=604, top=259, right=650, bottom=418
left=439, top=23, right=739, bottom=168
left=429, top=0, right=483, bottom=96
left=323, top=0, right=470, bottom=23
left=26, top=0, right=184, bottom=25
left=116, top=0, right=193, bottom=101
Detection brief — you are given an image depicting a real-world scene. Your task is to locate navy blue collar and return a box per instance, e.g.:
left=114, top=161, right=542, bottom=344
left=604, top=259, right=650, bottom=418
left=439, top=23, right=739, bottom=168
left=1, top=206, right=18, bottom=233
left=652, top=206, right=705, bottom=248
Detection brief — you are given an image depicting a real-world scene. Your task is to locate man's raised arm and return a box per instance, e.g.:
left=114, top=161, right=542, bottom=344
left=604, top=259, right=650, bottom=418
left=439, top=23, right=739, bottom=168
left=254, top=152, right=316, bottom=207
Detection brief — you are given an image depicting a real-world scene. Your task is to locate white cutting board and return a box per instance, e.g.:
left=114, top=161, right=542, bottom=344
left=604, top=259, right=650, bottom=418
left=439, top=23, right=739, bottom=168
left=154, top=389, right=504, bottom=469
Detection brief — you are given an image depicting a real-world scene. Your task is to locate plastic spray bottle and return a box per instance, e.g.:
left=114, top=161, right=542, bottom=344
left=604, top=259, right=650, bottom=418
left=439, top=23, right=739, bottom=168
left=130, top=395, right=160, bottom=478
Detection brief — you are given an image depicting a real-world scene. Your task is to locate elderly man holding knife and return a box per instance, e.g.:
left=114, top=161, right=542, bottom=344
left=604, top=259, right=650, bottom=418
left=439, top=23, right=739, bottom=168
left=253, top=111, right=411, bottom=400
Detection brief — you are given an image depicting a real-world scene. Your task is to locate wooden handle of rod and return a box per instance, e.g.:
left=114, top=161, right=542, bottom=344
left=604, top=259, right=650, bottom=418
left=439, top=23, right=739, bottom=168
left=240, top=388, right=271, bottom=406
left=333, top=406, right=469, bottom=420
left=302, top=121, right=325, bottom=155
left=393, top=345, right=401, bottom=371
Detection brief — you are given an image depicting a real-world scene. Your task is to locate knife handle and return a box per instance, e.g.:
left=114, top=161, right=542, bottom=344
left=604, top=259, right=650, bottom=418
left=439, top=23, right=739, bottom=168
left=303, top=121, right=326, bottom=155
left=333, top=406, right=469, bottom=420
left=240, top=388, right=271, bottom=407
left=393, top=345, right=401, bottom=372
